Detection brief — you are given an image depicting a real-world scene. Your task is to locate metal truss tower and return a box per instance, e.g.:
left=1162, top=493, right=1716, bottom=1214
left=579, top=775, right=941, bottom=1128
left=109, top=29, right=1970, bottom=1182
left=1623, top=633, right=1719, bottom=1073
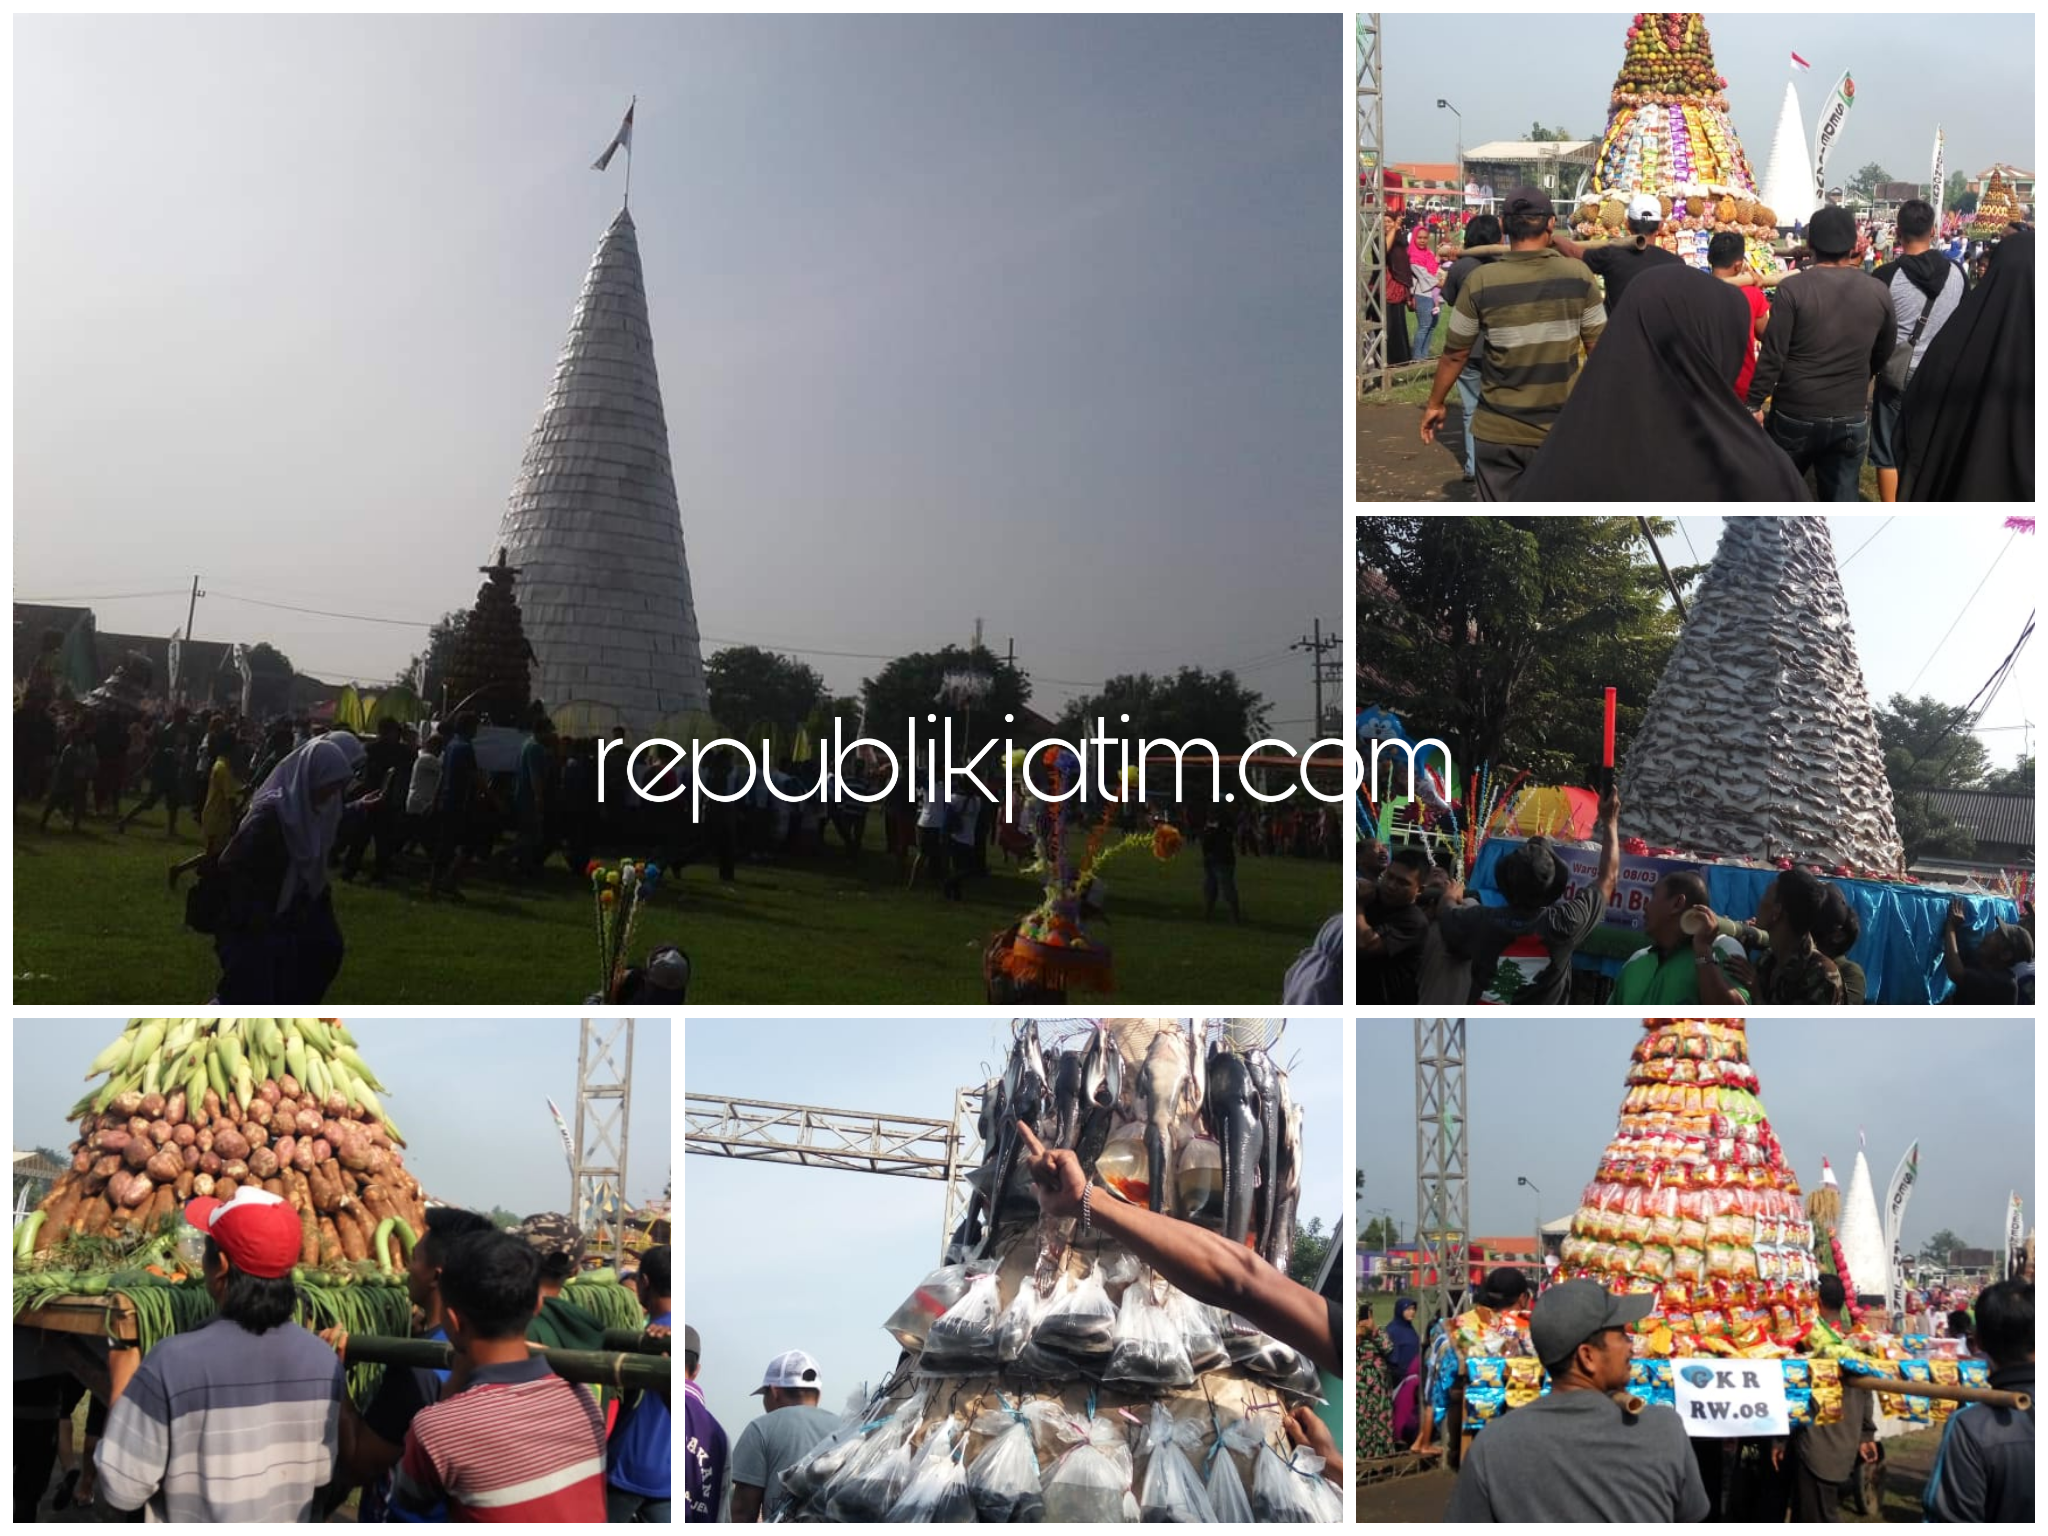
left=1415, top=1017, right=1469, bottom=1330
left=573, top=1019, right=634, bottom=1267
left=1356, top=13, right=1387, bottom=391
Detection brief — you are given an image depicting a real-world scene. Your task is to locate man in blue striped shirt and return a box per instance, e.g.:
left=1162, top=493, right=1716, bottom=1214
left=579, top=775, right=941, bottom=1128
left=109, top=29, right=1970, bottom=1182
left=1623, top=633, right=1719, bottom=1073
left=96, top=1188, right=343, bottom=1521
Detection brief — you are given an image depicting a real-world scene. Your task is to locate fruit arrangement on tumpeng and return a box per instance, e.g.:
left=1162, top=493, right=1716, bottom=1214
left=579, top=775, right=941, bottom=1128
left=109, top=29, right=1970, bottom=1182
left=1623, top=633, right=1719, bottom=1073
left=23, top=1018, right=427, bottom=1272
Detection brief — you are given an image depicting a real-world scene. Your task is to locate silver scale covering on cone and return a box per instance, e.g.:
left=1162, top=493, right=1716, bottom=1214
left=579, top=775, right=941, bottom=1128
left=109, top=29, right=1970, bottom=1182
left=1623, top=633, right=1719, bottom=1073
left=1619, top=516, right=1904, bottom=873
left=492, top=206, right=707, bottom=723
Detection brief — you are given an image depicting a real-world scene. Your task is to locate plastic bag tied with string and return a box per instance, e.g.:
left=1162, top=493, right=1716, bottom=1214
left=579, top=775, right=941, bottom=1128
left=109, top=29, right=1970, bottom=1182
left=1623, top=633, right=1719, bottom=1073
left=822, top=1387, right=928, bottom=1523
left=1250, top=1440, right=1341, bottom=1523
left=1039, top=1406, right=1138, bottom=1523
left=966, top=1400, right=1048, bottom=1524
left=1202, top=1410, right=1265, bottom=1522
left=1166, top=1286, right=1228, bottom=1377
left=919, top=1263, right=1003, bottom=1376
left=778, top=1415, right=870, bottom=1509
left=1104, top=1271, right=1196, bottom=1391
left=886, top=1419, right=976, bottom=1522
left=1015, top=1260, right=1118, bottom=1379
left=885, top=1263, right=973, bottom=1352
left=1135, top=1402, right=1218, bottom=1522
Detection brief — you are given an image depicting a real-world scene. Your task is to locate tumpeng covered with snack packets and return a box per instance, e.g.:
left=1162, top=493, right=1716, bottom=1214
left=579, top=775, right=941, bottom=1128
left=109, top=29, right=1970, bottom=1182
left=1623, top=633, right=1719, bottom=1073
left=772, top=1019, right=1342, bottom=1522
left=1440, top=1018, right=1990, bottom=1439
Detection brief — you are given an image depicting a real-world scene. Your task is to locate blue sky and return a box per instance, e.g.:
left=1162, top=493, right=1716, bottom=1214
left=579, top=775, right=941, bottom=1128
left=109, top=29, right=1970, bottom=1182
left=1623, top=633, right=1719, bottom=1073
left=1356, top=1017, right=2033, bottom=1252
left=1380, top=11, right=2034, bottom=201
left=684, top=1016, right=1343, bottom=1440
left=13, top=1019, right=672, bottom=1214
left=15, top=14, right=1339, bottom=736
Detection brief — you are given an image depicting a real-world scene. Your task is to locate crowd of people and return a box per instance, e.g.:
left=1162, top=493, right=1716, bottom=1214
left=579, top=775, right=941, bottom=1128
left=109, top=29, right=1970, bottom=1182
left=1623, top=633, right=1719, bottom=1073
left=15, top=1195, right=670, bottom=1522
left=1357, top=792, right=2037, bottom=1007
left=1363, top=1265, right=2033, bottom=1523
left=1390, top=191, right=2032, bottom=502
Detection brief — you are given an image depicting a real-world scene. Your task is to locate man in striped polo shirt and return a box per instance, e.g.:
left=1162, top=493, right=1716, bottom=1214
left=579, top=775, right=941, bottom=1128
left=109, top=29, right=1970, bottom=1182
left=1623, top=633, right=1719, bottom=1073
left=391, top=1230, right=608, bottom=1521
left=1421, top=187, right=1606, bottom=501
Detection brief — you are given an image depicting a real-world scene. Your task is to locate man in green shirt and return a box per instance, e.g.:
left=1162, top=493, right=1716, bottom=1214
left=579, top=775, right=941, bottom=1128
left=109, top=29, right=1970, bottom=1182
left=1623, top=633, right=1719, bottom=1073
left=1611, top=872, right=1750, bottom=1005
left=1420, top=186, right=1605, bottom=502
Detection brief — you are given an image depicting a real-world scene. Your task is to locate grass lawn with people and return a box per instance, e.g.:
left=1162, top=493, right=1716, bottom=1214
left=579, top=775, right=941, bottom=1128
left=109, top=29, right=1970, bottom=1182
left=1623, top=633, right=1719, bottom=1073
left=14, top=809, right=1339, bottom=1004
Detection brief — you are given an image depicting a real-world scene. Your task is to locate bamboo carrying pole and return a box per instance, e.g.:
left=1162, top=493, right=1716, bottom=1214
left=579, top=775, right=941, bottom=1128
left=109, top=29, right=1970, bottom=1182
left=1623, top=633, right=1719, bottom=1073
left=602, top=1327, right=672, bottom=1355
left=1840, top=1374, right=2031, bottom=1412
left=340, top=1334, right=669, bottom=1394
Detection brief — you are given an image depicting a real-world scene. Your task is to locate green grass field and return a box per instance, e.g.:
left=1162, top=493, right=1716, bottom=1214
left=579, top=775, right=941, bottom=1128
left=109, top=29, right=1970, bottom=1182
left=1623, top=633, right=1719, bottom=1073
left=14, top=809, right=1339, bottom=1004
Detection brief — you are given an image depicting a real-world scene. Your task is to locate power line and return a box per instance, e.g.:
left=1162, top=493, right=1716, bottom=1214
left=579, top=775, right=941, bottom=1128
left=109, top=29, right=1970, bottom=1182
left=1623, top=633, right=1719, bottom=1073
left=1837, top=515, right=1894, bottom=569
left=209, top=591, right=433, bottom=628
left=1903, top=532, right=2017, bottom=693
left=15, top=590, right=187, bottom=603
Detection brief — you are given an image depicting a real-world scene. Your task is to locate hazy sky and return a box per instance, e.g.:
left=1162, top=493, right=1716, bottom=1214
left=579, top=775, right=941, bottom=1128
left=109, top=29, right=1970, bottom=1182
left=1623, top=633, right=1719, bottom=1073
left=1380, top=10, right=2035, bottom=201
left=1670, top=515, right=2037, bottom=771
left=16, top=14, right=1339, bottom=735
left=1356, top=1018, right=2033, bottom=1252
left=684, top=1016, right=1343, bottom=1440
left=14, top=1019, right=672, bottom=1212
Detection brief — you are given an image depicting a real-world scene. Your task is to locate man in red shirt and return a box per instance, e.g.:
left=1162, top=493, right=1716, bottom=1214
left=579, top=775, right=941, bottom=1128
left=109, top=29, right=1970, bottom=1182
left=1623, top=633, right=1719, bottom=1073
left=1709, top=232, right=1771, bottom=400
left=391, top=1232, right=606, bottom=1521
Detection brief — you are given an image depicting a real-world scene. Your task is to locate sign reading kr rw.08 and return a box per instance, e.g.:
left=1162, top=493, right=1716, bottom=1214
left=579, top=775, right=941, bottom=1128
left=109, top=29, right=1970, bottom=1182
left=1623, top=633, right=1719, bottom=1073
left=1672, top=1359, right=1790, bottom=1438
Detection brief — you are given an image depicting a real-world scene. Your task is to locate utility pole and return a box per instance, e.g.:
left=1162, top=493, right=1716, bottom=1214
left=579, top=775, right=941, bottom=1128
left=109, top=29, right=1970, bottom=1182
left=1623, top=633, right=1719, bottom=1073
left=1292, top=618, right=1342, bottom=739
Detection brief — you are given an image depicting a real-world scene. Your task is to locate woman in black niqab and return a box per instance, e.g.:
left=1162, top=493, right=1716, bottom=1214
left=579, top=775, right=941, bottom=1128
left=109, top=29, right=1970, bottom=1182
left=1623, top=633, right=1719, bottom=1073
left=1900, top=230, right=2033, bottom=501
left=1513, top=262, right=1809, bottom=502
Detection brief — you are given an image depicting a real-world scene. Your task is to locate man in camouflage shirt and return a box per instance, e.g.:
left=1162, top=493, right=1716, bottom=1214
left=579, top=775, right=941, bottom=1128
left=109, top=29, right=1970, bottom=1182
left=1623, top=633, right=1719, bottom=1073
left=1421, top=186, right=1606, bottom=502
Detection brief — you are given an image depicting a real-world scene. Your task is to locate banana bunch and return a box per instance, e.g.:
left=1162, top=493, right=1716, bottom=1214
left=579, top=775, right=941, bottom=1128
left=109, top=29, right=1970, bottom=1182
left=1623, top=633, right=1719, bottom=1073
left=73, top=1018, right=403, bottom=1146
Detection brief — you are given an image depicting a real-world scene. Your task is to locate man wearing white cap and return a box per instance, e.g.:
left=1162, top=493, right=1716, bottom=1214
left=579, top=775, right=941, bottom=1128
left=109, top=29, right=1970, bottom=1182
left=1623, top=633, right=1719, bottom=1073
left=1554, top=192, right=1686, bottom=315
left=728, top=1349, right=842, bottom=1523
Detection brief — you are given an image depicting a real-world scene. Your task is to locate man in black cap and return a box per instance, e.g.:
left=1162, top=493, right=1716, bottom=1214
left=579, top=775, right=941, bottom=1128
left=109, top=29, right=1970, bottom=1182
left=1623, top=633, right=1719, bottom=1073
left=1421, top=186, right=1605, bottom=502
left=1416, top=782, right=1620, bottom=1005
left=1445, top=1279, right=1710, bottom=1522
left=1744, top=204, right=1895, bottom=501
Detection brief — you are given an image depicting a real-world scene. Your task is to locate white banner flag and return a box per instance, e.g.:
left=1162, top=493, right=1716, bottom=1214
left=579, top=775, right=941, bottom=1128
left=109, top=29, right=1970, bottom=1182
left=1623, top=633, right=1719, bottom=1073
left=2007, top=1193, right=2026, bottom=1280
left=167, top=627, right=183, bottom=702
left=232, top=643, right=253, bottom=717
left=1930, top=127, right=1946, bottom=222
left=592, top=99, right=635, bottom=172
left=1884, top=1141, right=1920, bottom=1325
left=1812, top=69, right=1857, bottom=208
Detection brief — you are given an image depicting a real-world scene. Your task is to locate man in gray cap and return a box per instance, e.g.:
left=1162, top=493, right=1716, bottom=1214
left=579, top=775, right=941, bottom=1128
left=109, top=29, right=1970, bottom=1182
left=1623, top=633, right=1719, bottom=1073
left=682, top=1325, right=729, bottom=1522
left=1444, top=1280, right=1709, bottom=1522
left=729, top=1350, right=842, bottom=1523
left=1745, top=203, right=1895, bottom=500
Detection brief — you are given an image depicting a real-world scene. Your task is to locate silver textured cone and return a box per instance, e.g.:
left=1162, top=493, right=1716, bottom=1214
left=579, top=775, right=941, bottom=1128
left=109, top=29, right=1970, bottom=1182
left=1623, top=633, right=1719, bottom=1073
left=493, top=206, right=707, bottom=723
left=1619, top=517, right=1904, bottom=873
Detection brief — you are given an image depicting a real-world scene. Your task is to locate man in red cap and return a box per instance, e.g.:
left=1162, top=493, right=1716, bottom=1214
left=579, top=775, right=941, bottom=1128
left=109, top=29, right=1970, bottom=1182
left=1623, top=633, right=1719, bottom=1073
left=94, top=1188, right=343, bottom=1522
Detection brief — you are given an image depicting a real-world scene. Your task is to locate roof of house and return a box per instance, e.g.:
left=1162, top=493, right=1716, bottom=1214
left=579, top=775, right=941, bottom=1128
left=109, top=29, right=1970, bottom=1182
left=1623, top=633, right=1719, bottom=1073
left=1922, top=788, right=2035, bottom=849
left=1975, top=164, right=2034, bottom=180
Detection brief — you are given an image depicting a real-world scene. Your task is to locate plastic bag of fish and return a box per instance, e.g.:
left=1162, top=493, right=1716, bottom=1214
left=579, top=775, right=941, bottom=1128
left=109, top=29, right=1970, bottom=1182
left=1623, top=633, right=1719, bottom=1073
left=966, top=1405, right=1048, bottom=1523
left=1250, top=1441, right=1342, bottom=1522
left=821, top=1391, right=927, bottom=1522
left=886, top=1264, right=976, bottom=1352
left=1135, top=1403, right=1217, bottom=1522
left=1221, top=1318, right=1325, bottom=1402
left=1202, top=1412, right=1264, bottom=1521
left=1103, top=1273, right=1196, bottom=1391
left=1014, top=1262, right=1118, bottom=1379
left=886, top=1422, right=977, bottom=1522
left=918, top=1264, right=1004, bottom=1376
left=1039, top=1408, right=1139, bottom=1522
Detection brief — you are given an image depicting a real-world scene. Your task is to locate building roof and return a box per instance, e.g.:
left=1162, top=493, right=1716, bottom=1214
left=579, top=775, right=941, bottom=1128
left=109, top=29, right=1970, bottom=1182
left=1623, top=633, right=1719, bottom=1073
left=1464, top=140, right=1597, bottom=162
left=1922, top=789, right=2035, bottom=850
left=13, top=1149, right=67, bottom=1182
left=1391, top=162, right=1463, bottom=185
left=1975, top=164, right=2034, bottom=180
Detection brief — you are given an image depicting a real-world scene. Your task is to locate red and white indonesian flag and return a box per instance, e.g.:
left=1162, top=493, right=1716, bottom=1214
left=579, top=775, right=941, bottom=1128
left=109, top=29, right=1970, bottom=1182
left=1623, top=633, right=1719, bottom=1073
left=1790, top=52, right=1812, bottom=73
left=592, top=100, right=634, bottom=172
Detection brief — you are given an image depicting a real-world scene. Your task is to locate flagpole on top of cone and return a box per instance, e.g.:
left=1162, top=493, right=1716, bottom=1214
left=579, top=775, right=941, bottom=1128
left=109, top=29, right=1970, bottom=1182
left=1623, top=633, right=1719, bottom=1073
left=624, top=94, right=635, bottom=210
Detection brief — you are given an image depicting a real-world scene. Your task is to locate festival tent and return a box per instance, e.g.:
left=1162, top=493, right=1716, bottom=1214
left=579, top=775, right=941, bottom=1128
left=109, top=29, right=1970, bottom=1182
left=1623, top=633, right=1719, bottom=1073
left=1619, top=517, right=1904, bottom=874
left=1837, top=1143, right=1891, bottom=1306
left=1571, top=12, right=1782, bottom=272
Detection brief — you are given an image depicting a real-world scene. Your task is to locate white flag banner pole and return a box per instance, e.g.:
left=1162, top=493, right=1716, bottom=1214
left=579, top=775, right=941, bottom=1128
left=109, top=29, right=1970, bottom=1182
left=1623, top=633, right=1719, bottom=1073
left=168, top=627, right=183, bottom=703
left=2007, top=1193, right=2026, bottom=1280
left=1883, top=1140, right=1920, bottom=1327
left=1930, top=127, right=1946, bottom=223
left=1812, top=69, right=1857, bottom=208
